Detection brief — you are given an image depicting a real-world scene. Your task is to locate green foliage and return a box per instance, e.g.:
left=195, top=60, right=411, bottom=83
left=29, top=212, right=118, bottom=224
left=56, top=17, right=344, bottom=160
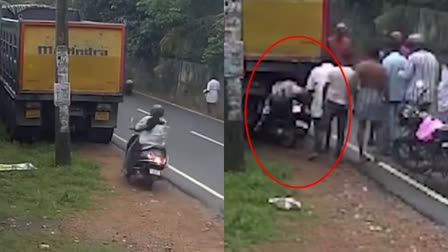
left=202, top=13, right=223, bottom=65
left=71, top=0, right=223, bottom=67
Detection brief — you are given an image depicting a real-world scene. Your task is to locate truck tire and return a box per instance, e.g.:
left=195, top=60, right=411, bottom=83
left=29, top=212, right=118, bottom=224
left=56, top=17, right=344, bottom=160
left=9, top=126, right=39, bottom=143
left=88, top=128, right=114, bottom=144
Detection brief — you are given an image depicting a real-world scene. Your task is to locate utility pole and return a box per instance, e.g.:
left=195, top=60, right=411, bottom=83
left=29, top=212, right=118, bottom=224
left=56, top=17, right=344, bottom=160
left=224, top=0, right=245, bottom=172
left=54, top=0, right=71, bottom=166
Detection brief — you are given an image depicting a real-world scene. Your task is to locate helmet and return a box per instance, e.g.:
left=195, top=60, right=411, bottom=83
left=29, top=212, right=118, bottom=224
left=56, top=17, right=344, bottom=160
left=150, top=104, right=164, bottom=118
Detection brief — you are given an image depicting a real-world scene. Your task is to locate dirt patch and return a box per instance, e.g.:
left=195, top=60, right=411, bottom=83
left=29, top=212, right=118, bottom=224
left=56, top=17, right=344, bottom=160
left=254, top=147, right=448, bottom=252
left=62, top=144, right=223, bottom=252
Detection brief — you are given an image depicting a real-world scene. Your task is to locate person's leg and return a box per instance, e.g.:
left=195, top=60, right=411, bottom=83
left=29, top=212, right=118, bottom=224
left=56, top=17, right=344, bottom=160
left=357, top=119, right=367, bottom=159
left=126, top=138, right=140, bottom=176
left=368, top=122, right=376, bottom=146
left=309, top=117, right=322, bottom=160
left=324, top=102, right=335, bottom=152
left=335, top=106, right=348, bottom=157
left=212, top=103, right=218, bottom=118
left=206, top=103, right=212, bottom=115
left=384, top=101, right=398, bottom=153
left=379, top=119, right=390, bottom=155
left=385, top=102, right=394, bottom=150
left=254, top=102, right=269, bottom=132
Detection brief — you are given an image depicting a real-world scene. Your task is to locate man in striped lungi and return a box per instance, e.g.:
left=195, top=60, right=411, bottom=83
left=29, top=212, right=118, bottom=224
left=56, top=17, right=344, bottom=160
left=399, top=34, right=440, bottom=113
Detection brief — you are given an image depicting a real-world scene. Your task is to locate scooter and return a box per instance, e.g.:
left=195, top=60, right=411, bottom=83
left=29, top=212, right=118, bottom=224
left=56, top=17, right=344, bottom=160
left=123, top=117, right=168, bottom=188
left=257, top=95, right=311, bottom=148
left=394, top=81, right=448, bottom=177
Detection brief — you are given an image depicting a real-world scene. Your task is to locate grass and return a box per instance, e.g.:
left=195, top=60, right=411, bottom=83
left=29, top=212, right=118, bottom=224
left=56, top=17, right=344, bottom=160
left=0, top=125, right=117, bottom=251
left=224, top=154, right=316, bottom=251
left=0, top=230, right=123, bottom=252
left=0, top=126, right=107, bottom=219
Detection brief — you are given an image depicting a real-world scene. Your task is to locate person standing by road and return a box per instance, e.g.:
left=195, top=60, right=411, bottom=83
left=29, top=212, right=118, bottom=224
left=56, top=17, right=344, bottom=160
left=203, top=78, right=221, bottom=117
left=437, top=56, right=448, bottom=122
left=306, top=58, right=334, bottom=160
left=324, top=64, right=358, bottom=158
left=382, top=33, right=408, bottom=153
left=328, top=22, right=353, bottom=66
left=354, top=48, right=388, bottom=160
left=370, top=31, right=405, bottom=147
left=385, top=31, right=411, bottom=58
left=399, top=34, right=440, bottom=113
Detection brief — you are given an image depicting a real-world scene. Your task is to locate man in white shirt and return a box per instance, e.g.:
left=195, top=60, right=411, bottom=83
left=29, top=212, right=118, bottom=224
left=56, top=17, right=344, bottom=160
left=324, top=65, right=358, bottom=157
left=203, top=78, right=221, bottom=117
left=306, top=60, right=334, bottom=159
left=254, top=78, right=305, bottom=132
left=271, top=79, right=305, bottom=97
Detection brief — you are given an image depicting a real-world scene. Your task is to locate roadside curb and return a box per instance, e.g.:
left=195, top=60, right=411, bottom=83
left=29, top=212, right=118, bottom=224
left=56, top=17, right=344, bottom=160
left=341, top=141, right=448, bottom=227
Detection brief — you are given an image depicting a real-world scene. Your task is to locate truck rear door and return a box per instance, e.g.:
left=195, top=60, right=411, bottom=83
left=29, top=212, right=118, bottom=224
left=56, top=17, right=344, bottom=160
left=19, top=21, right=125, bottom=95
left=243, top=0, right=328, bottom=61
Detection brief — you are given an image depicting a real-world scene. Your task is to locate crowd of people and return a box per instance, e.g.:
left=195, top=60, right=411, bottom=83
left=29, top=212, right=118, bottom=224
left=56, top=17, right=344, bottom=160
left=306, top=22, right=445, bottom=162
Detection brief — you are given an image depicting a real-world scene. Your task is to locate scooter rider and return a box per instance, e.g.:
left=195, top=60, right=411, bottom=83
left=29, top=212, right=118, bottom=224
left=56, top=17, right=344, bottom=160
left=134, top=104, right=168, bottom=146
left=125, top=104, right=168, bottom=176
left=254, top=78, right=307, bottom=132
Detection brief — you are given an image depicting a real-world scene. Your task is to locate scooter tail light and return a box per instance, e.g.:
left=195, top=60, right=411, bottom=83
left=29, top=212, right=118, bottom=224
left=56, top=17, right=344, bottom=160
left=147, top=152, right=167, bottom=166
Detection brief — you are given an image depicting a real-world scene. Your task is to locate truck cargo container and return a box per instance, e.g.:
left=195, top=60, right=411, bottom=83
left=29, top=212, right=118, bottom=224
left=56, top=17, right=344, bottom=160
left=0, top=4, right=125, bottom=143
left=243, top=0, right=330, bottom=129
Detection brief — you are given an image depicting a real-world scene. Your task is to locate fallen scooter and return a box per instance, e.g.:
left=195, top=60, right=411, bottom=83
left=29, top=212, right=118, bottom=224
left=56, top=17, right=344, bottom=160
left=255, top=94, right=311, bottom=148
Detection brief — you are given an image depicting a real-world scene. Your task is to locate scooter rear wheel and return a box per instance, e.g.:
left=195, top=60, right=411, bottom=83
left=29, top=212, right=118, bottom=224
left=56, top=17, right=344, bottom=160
left=143, top=174, right=155, bottom=189
left=280, top=128, right=297, bottom=148
left=393, top=138, right=430, bottom=174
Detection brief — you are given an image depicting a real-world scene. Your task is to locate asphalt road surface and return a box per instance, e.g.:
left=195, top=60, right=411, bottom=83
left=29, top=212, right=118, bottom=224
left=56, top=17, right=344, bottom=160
left=112, top=91, right=224, bottom=215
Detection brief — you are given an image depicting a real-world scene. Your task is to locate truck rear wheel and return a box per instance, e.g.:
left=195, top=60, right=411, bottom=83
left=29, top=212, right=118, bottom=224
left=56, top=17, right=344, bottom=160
left=9, top=126, right=40, bottom=143
left=88, top=128, right=114, bottom=144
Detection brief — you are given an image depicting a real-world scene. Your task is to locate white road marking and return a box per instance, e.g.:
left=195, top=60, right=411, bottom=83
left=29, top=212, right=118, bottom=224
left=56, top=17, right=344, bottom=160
left=190, top=131, right=224, bottom=147
left=112, top=134, right=224, bottom=200
left=377, top=161, right=448, bottom=205
left=167, top=164, right=224, bottom=200
left=134, top=90, right=224, bottom=124
left=137, top=108, right=150, bottom=115
left=137, top=108, right=224, bottom=147
left=334, top=134, right=448, bottom=207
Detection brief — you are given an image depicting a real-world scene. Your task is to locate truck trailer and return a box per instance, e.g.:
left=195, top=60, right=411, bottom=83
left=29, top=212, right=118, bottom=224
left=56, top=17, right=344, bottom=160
left=0, top=4, right=125, bottom=143
left=242, top=0, right=330, bottom=129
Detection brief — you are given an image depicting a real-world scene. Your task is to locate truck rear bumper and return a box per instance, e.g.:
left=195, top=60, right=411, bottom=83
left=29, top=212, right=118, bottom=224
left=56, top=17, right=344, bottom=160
left=15, top=93, right=123, bottom=103
left=245, top=60, right=318, bottom=74
left=15, top=100, right=119, bottom=130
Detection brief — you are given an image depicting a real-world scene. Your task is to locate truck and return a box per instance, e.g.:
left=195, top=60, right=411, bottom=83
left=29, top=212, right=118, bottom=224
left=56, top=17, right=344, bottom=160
left=242, top=0, right=330, bottom=129
left=0, top=4, right=125, bottom=143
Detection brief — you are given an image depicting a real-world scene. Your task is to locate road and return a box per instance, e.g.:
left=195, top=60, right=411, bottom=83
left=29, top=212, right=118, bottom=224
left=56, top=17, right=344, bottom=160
left=112, top=91, right=224, bottom=215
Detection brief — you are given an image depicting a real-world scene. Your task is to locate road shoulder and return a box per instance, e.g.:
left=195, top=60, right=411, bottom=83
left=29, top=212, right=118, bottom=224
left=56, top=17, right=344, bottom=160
left=62, top=144, right=224, bottom=252
left=250, top=147, right=448, bottom=252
